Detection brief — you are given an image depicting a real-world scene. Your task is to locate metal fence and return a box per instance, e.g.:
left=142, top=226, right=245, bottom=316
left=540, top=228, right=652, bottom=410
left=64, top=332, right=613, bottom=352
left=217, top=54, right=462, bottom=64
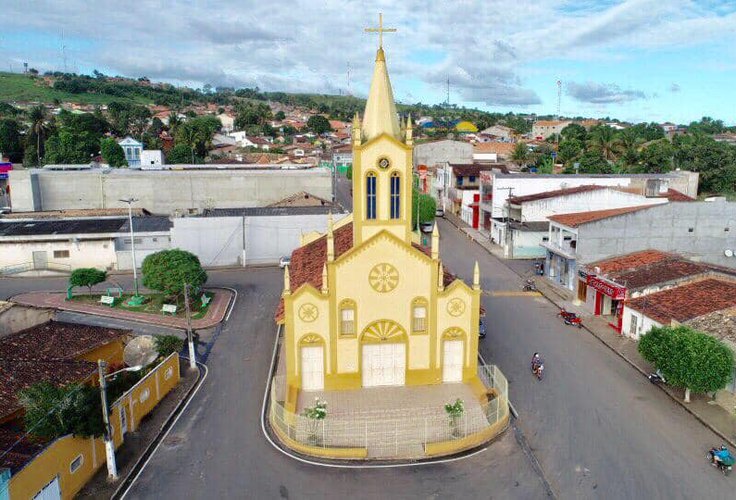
left=269, top=365, right=509, bottom=459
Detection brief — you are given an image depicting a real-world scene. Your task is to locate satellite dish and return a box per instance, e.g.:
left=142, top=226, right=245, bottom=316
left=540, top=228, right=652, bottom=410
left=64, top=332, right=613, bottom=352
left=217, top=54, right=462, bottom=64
left=124, top=335, right=158, bottom=368
left=725, top=249, right=734, bottom=258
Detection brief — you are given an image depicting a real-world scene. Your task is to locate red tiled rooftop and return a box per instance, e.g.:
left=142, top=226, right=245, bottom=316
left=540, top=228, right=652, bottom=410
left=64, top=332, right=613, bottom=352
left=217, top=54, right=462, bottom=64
left=275, top=223, right=458, bottom=323
left=588, top=250, right=674, bottom=274
left=548, top=205, right=654, bottom=228
left=0, top=425, right=48, bottom=472
left=0, top=321, right=130, bottom=361
left=661, top=188, right=695, bottom=202
left=610, top=259, right=708, bottom=289
left=509, top=185, right=606, bottom=205
left=627, top=278, right=736, bottom=324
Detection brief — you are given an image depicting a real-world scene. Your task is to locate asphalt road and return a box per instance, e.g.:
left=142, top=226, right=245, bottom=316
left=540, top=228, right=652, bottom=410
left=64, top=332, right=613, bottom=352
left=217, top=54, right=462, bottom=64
left=436, top=218, right=733, bottom=499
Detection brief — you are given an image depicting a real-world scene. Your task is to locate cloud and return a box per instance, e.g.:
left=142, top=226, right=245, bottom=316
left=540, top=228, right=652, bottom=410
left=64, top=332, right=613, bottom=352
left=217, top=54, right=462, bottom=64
left=670, top=83, right=681, bottom=92
left=567, top=81, right=648, bottom=104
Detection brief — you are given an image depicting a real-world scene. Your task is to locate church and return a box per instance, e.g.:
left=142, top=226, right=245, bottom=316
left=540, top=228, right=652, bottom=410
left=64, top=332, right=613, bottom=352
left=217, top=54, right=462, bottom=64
left=276, top=23, right=481, bottom=399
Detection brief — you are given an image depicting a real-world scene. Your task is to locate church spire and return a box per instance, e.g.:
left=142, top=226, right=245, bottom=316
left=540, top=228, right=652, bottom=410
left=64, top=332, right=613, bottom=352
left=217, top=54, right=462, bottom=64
left=362, top=14, right=400, bottom=141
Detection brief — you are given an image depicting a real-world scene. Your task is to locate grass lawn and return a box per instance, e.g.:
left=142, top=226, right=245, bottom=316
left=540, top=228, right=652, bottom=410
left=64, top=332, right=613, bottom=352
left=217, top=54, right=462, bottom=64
left=70, top=291, right=214, bottom=319
left=0, top=72, right=150, bottom=105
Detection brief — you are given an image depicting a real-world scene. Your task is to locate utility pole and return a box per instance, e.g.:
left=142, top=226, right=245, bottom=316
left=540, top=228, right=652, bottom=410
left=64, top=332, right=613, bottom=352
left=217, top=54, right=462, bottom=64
left=98, top=360, right=117, bottom=480
left=497, top=187, right=514, bottom=257
left=332, top=156, right=337, bottom=204
left=183, top=283, right=196, bottom=370
left=119, top=198, right=142, bottom=304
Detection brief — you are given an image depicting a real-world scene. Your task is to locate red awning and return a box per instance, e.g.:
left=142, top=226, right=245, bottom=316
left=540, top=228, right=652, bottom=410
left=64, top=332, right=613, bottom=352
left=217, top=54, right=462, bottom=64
left=587, top=275, right=626, bottom=300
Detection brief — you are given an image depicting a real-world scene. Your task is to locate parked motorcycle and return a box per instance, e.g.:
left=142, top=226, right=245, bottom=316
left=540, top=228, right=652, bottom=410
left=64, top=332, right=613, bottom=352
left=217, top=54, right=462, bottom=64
left=648, top=370, right=666, bottom=385
left=534, top=262, right=544, bottom=276
left=557, top=308, right=583, bottom=328
left=522, top=279, right=537, bottom=292
left=708, top=446, right=735, bottom=475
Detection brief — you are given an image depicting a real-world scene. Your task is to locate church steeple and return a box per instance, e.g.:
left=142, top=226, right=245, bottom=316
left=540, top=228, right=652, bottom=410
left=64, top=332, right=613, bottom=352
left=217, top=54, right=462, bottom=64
left=362, top=14, right=400, bottom=142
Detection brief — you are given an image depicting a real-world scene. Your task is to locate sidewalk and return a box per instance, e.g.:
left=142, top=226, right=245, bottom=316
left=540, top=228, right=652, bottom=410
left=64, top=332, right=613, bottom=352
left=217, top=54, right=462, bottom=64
left=10, top=288, right=233, bottom=330
left=443, top=213, right=736, bottom=447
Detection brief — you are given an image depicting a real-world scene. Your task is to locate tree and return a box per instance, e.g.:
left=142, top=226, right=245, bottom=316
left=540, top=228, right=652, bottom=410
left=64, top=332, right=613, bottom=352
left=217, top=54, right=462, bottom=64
left=28, top=105, right=50, bottom=165
left=154, top=335, right=184, bottom=358
left=510, top=142, right=529, bottom=169
left=588, top=125, right=619, bottom=161
left=100, top=138, right=127, bottom=167
left=412, top=188, right=436, bottom=227
left=557, top=138, right=584, bottom=165
left=69, top=268, right=107, bottom=293
left=175, top=116, right=220, bottom=162
left=577, top=150, right=613, bottom=174
left=166, top=144, right=193, bottom=164
left=19, top=382, right=104, bottom=439
left=639, top=325, right=734, bottom=402
left=142, top=249, right=207, bottom=298
left=560, top=123, right=587, bottom=142
left=307, top=115, right=331, bottom=135
left=638, top=139, right=674, bottom=173
left=275, top=110, right=286, bottom=121
left=0, top=118, right=24, bottom=162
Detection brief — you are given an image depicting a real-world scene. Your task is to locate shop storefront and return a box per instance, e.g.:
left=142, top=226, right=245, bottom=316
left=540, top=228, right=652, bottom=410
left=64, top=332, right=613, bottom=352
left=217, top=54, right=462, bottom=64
left=587, top=275, right=627, bottom=332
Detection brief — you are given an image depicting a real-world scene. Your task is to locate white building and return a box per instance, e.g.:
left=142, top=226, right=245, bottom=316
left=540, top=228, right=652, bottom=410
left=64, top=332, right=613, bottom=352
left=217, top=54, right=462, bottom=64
left=218, top=113, right=235, bottom=133
left=140, top=150, right=164, bottom=169
left=531, top=120, right=572, bottom=140
left=118, top=137, right=143, bottom=167
left=479, top=125, right=515, bottom=140
left=228, top=131, right=255, bottom=148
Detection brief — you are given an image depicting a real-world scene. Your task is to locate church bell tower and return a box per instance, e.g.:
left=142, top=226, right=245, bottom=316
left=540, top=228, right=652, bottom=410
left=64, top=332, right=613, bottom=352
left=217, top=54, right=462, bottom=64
left=352, top=14, right=414, bottom=246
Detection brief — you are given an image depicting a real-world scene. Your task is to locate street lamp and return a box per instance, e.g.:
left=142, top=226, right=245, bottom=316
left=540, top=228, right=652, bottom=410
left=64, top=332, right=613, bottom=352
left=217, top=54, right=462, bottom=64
left=119, top=197, right=143, bottom=305
left=97, top=360, right=142, bottom=480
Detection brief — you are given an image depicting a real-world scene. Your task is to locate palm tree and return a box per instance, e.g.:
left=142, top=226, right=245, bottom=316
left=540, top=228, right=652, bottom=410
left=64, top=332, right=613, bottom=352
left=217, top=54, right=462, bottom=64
left=510, top=142, right=529, bottom=169
left=168, top=113, right=182, bottom=136
left=616, top=128, right=643, bottom=169
left=28, top=105, right=49, bottom=164
left=587, top=125, right=618, bottom=161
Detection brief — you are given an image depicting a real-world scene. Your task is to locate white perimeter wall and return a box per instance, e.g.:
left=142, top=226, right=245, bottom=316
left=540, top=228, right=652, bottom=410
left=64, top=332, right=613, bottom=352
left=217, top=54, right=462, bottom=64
left=521, top=189, right=666, bottom=222
left=0, top=238, right=117, bottom=270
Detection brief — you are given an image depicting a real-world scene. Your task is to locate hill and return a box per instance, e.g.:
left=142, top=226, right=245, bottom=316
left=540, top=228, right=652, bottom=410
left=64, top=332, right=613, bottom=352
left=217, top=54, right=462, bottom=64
left=0, top=72, right=150, bottom=105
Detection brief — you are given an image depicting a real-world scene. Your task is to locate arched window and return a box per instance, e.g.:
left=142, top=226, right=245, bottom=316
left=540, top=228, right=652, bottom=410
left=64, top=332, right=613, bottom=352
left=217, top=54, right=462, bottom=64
left=412, top=298, right=428, bottom=333
left=366, top=172, right=377, bottom=220
left=340, top=299, right=356, bottom=336
left=390, top=172, right=400, bottom=219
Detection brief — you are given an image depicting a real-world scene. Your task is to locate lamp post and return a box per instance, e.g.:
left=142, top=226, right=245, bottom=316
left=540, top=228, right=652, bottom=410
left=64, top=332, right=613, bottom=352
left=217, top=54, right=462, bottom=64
left=119, top=197, right=142, bottom=304
left=97, top=360, right=142, bottom=480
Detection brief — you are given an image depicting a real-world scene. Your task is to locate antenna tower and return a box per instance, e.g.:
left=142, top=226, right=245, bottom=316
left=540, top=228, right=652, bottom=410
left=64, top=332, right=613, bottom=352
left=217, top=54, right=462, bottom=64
left=61, top=30, right=68, bottom=72
left=446, top=75, right=450, bottom=107
left=556, top=80, right=562, bottom=120
left=347, top=61, right=351, bottom=96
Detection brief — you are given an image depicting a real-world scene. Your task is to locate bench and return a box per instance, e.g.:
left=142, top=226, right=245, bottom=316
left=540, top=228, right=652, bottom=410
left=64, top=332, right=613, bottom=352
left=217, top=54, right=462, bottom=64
left=99, top=295, right=116, bottom=307
left=200, top=293, right=211, bottom=307
left=161, top=304, right=178, bottom=316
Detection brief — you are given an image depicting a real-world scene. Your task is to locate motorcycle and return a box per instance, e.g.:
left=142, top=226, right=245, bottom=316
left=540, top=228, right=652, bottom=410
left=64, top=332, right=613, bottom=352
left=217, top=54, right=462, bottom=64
left=522, top=279, right=537, bottom=292
left=534, top=262, right=544, bottom=276
left=531, top=360, right=544, bottom=380
left=558, top=308, right=583, bottom=328
left=708, top=447, right=735, bottom=475
left=648, top=370, right=666, bottom=385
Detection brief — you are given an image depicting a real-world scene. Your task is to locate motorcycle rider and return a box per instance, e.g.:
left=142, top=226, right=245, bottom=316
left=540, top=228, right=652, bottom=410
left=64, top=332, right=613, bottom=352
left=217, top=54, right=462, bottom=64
left=711, top=445, right=734, bottom=466
left=531, top=353, right=543, bottom=376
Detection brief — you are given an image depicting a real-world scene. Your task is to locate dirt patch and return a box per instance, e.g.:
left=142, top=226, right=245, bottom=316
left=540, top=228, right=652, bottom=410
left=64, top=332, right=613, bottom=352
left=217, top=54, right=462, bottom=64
left=76, top=365, right=200, bottom=499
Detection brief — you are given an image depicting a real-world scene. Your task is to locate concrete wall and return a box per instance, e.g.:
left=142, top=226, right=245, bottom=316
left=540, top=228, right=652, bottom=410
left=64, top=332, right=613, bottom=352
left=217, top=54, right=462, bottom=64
left=114, top=233, right=171, bottom=270
left=413, top=140, right=472, bottom=168
left=170, top=212, right=349, bottom=267
left=511, top=230, right=548, bottom=258
left=577, top=200, right=736, bottom=268
left=9, top=168, right=333, bottom=214
left=490, top=172, right=699, bottom=219
left=518, top=189, right=666, bottom=222
left=0, top=238, right=117, bottom=271
left=0, top=305, right=54, bottom=339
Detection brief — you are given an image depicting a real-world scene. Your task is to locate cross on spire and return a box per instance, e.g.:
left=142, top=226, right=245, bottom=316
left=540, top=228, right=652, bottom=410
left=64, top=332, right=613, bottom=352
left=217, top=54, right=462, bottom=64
left=364, top=13, right=397, bottom=49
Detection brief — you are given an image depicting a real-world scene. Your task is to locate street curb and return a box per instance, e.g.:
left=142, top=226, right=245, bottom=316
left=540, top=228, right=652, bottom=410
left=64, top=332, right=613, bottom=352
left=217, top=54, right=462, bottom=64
left=442, top=217, right=736, bottom=449
left=111, top=358, right=205, bottom=499
left=9, top=286, right=235, bottom=330
left=260, top=325, right=511, bottom=468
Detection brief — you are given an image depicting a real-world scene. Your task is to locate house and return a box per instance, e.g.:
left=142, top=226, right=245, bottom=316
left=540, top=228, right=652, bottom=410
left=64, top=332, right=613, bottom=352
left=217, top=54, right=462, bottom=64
left=412, top=139, right=472, bottom=170
left=140, top=150, right=164, bottom=169
left=432, top=162, right=485, bottom=226
left=0, top=215, right=172, bottom=272
left=217, top=113, right=235, bottom=133
left=660, top=122, right=677, bottom=133
left=492, top=186, right=666, bottom=258
left=578, top=250, right=732, bottom=332
left=531, top=120, right=572, bottom=140
left=479, top=125, right=515, bottom=141
left=473, top=142, right=516, bottom=163
left=228, top=131, right=255, bottom=148
left=117, top=137, right=143, bottom=167
left=276, top=42, right=484, bottom=416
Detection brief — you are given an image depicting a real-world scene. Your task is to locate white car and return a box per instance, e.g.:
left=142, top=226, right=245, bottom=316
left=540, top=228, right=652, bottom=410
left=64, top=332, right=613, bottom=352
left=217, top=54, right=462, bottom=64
left=279, top=256, right=291, bottom=268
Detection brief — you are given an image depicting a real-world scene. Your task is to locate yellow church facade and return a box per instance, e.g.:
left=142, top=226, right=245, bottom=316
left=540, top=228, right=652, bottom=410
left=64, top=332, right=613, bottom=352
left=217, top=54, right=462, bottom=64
left=276, top=36, right=481, bottom=399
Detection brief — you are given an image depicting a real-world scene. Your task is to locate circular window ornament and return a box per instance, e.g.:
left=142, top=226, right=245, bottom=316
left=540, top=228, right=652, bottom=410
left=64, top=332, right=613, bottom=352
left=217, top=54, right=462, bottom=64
left=139, top=388, right=150, bottom=403
left=298, top=303, right=319, bottom=322
left=377, top=157, right=391, bottom=169
left=369, top=263, right=400, bottom=293
left=447, top=298, right=466, bottom=317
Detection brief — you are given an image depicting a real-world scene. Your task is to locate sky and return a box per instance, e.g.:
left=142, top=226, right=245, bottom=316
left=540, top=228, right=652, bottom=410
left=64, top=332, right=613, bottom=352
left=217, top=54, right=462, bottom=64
left=1, top=0, right=735, bottom=125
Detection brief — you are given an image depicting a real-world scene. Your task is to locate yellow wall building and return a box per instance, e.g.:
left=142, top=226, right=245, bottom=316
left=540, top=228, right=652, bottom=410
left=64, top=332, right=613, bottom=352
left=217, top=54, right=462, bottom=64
left=277, top=41, right=481, bottom=401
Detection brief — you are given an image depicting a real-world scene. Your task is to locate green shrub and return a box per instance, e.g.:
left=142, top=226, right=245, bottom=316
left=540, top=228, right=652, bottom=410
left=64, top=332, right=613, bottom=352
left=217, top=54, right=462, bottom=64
left=69, top=267, right=107, bottom=293
left=154, top=335, right=184, bottom=358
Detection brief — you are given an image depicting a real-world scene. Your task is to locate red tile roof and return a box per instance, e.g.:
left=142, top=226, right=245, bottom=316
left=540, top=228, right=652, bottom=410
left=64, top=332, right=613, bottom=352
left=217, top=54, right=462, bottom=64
left=661, top=189, right=695, bottom=202
left=0, top=425, right=48, bottom=472
left=548, top=205, right=654, bottom=228
left=0, top=322, right=130, bottom=361
left=449, top=163, right=486, bottom=177
left=609, top=259, right=708, bottom=290
left=275, top=223, right=457, bottom=322
left=509, top=185, right=606, bottom=205
left=627, top=279, right=736, bottom=324
left=588, top=250, right=674, bottom=274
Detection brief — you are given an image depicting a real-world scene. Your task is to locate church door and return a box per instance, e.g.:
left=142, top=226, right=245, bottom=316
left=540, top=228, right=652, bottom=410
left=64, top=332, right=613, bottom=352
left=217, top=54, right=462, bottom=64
left=362, top=343, right=406, bottom=387
left=442, top=340, right=464, bottom=383
left=301, top=346, right=324, bottom=391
